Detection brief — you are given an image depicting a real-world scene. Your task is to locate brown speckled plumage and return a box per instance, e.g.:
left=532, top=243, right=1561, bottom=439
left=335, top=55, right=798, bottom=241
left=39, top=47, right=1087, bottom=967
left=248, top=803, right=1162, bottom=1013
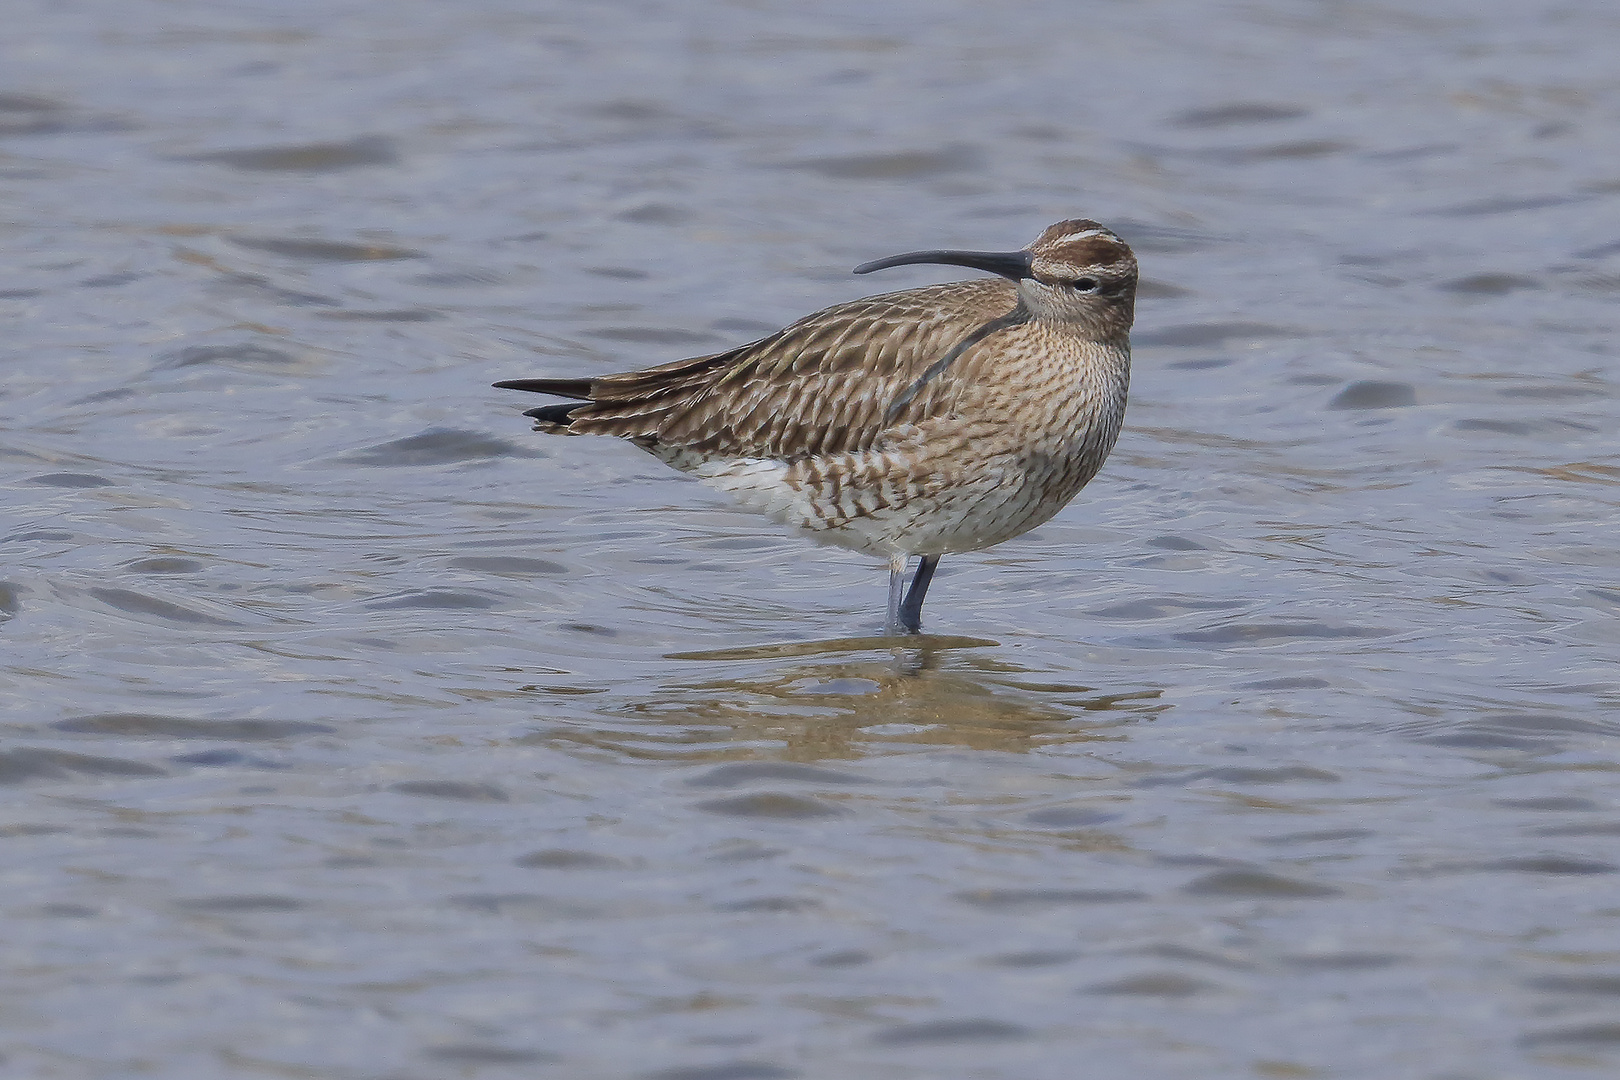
left=496, top=219, right=1137, bottom=633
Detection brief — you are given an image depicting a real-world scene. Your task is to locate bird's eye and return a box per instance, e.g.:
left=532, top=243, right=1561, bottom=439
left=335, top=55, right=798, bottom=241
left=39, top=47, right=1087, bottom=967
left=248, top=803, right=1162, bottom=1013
left=1071, top=277, right=1099, bottom=292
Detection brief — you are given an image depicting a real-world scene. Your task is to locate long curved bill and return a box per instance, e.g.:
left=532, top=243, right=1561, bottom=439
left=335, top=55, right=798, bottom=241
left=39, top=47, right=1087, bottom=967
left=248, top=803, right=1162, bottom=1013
left=853, top=248, right=1034, bottom=280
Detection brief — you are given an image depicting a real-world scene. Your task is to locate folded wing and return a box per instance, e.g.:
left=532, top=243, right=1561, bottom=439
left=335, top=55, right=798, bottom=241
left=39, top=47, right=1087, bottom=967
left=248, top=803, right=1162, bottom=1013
left=497, top=279, right=1019, bottom=459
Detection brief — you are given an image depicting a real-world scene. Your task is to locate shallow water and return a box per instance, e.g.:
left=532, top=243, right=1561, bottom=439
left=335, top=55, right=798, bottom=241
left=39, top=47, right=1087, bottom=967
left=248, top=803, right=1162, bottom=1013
left=5, top=1, right=1620, bottom=1077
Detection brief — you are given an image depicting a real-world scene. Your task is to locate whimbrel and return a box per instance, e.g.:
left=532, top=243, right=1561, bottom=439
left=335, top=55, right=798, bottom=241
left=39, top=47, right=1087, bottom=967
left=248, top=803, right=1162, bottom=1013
left=496, top=219, right=1136, bottom=635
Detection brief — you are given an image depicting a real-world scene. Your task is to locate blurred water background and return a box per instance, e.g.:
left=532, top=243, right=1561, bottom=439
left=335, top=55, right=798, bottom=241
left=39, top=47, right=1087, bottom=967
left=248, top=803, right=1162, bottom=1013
left=5, top=1, right=1620, bottom=1077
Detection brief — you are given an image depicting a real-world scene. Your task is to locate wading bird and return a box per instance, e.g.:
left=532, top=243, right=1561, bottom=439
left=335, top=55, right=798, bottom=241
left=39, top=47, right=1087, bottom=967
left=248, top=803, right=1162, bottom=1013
left=496, top=219, right=1136, bottom=635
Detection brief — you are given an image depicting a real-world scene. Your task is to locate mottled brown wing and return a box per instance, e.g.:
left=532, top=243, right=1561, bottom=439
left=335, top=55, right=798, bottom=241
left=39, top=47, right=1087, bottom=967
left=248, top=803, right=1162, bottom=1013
left=568, top=278, right=1019, bottom=457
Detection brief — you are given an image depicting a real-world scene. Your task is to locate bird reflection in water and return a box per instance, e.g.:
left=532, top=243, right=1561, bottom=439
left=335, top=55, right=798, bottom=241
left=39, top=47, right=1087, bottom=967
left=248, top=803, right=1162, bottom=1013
left=520, top=638, right=1162, bottom=762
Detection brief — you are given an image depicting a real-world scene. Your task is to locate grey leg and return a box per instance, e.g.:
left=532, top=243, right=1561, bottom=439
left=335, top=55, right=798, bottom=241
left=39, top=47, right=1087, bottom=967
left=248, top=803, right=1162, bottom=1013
left=886, top=554, right=907, bottom=635
left=897, top=555, right=939, bottom=635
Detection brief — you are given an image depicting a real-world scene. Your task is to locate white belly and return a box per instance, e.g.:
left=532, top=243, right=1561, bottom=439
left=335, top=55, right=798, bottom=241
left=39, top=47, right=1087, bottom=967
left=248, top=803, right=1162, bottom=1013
left=649, top=441, right=1094, bottom=559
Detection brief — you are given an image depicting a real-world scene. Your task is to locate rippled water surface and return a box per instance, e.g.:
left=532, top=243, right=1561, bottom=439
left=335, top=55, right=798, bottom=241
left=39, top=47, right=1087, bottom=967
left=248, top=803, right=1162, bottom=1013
left=6, top=1, right=1620, bottom=1077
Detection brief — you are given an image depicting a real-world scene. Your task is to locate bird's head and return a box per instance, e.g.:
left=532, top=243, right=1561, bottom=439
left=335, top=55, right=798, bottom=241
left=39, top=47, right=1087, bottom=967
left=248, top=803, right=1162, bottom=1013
left=854, top=218, right=1137, bottom=339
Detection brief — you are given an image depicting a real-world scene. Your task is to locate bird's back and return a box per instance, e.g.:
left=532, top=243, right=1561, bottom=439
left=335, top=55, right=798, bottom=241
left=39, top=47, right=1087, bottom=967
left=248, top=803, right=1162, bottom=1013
left=558, top=278, right=1022, bottom=459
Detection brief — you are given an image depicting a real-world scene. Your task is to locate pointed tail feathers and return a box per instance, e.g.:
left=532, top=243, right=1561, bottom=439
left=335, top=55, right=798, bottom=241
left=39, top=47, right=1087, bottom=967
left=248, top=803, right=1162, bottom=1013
left=493, top=377, right=594, bottom=400
left=495, top=378, right=594, bottom=433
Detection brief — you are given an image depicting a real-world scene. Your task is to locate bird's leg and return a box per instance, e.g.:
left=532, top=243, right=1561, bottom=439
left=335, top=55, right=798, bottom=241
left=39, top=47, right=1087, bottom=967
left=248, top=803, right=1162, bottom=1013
left=886, top=553, right=908, bottom=635
left=897, top=555, right=940, bottom=635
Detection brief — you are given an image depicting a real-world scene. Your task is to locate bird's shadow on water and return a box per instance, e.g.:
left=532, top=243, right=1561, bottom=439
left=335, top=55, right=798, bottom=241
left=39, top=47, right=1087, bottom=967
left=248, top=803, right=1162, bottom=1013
left=522, top=634, right=1165, bottom=761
